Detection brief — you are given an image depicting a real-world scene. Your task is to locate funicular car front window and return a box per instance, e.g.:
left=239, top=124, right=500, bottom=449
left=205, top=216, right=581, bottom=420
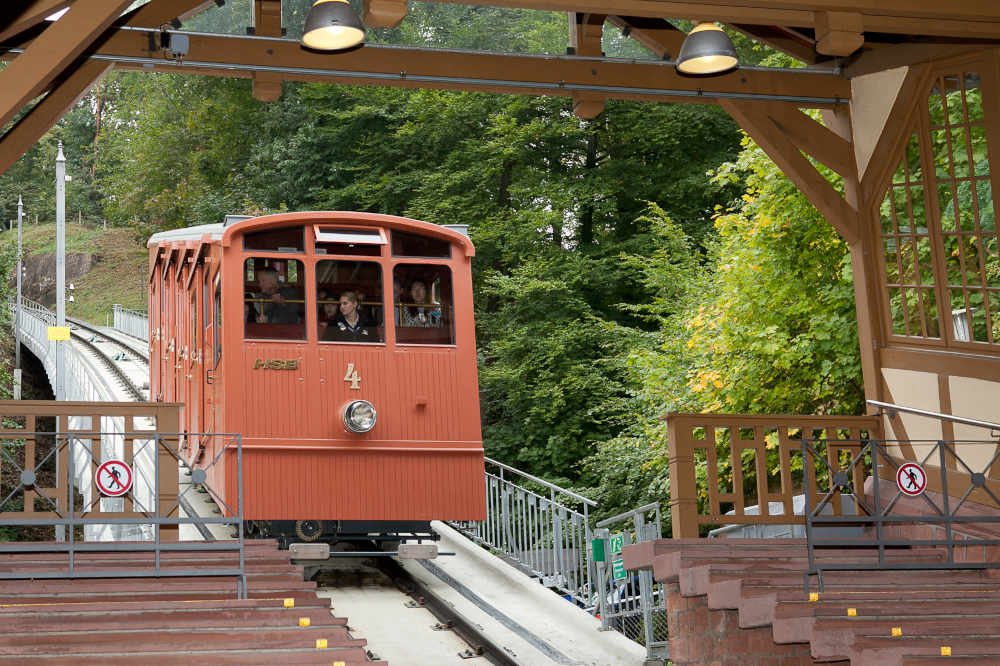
left=394, top=264, right=455, bottom=345
left=244, top=257, right=306, bottom=340
left=316, top=260, right=384, bottom=343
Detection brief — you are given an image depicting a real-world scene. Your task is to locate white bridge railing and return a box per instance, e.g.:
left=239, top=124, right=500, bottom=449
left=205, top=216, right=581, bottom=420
left=112, top=304, right=149, bottom=341
left=8, top=297, right=151, bottom=540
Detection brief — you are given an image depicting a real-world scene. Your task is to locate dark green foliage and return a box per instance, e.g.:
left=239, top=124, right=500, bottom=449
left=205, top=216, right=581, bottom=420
left=0, top=5, right=867, bottom=526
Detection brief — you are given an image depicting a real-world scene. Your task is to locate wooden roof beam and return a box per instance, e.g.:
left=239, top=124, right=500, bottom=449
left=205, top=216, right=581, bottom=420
left=420, top=1, right=1000, bottom=40
left=606, top=15, right=686, bottom=59
left=74, top=28, right=850, bottom=107
left=421, top=0, right=1000, bottom=24
left=0, top=0, right=70, bottom=43
left=0, top=0, right=132, bottom=131
left=569, top=12, right=606, bottom=118
left=722, top=99, right=860, bottom=244
left=728, top=23, right=820, bottom=64
left=364, top=0, right=409, bottom=29
left=251, top=0, right=283, bottom=101
left=815, top=10, right=863, bottom=56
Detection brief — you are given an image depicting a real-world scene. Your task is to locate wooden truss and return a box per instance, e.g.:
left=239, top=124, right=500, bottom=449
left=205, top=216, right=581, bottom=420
left=0, top=0, right=997, bottom=252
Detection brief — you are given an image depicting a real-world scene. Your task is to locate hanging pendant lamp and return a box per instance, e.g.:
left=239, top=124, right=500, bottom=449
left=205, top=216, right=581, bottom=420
left=302, top=0, right=365, bottom=51
left=676, top=22, right=739, bottom=76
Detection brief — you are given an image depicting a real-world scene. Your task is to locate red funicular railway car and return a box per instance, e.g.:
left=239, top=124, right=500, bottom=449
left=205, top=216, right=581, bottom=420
left=148, top=212, right=486, bottom=547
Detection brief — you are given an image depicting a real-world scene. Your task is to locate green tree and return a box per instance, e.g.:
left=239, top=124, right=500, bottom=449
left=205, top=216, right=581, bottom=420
left=582, top=132, right=865, bottom=522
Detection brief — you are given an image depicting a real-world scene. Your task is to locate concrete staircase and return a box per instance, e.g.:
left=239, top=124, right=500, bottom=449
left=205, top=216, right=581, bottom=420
left=625, top=538, right=1000, bottom=666
left=0, top=539, right=382, bottom=665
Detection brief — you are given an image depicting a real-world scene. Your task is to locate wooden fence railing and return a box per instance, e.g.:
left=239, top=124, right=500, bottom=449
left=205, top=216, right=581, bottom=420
left=0, top=401, right=182, bottom=540
left=665, top=412, right=882, bottom=538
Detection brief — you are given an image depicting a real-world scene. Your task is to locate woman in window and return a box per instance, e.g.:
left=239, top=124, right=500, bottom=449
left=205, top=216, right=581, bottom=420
left=400, top=279, right=442, bottom=328
left=323, top=290, right=376, bottom=342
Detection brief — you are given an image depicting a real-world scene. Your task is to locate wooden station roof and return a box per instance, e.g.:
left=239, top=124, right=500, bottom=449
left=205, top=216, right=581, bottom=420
left=2, top=0, right=1000, bottom=176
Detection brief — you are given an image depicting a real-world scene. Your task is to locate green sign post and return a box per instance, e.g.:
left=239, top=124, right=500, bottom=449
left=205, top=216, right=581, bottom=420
left=610, top=532, right=624, bottom=555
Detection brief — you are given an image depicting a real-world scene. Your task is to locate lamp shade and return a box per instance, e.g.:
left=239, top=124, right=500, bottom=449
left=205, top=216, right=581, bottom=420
left=676, top=23, right=738, bottom=76
left=302, top=0, right=365, bottom=51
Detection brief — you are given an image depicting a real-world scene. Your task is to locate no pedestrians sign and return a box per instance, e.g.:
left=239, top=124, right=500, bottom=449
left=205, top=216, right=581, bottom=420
left=95, top=459, right=133, bottom=497
left=896, top=462, right=927, bottom=497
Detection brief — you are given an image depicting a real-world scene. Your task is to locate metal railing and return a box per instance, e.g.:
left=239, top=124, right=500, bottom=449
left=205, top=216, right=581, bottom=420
left=451, top=457, right=597, bottom=607
left=803, top=437, right=1000, bottom=591
left=10, top=297, right=119, bottom=403
left=112, top=304, right=149, bottom=341
left=0, top=421, right=245, bottom=596
left=593, top=503, right=669, bottom=660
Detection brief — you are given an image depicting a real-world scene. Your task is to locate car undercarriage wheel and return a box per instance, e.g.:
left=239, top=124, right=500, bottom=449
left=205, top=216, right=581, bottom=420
left=295, top=520, right=324, bottom=542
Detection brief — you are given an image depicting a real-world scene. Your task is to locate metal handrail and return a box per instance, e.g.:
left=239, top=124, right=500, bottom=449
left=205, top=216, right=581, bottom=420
left=452, top=458, right=597, bottom=607
left=484, top=456, right=597, bottom=507
left=868, top=400, right=1000, bottom=433
left=596, top=502, right=660, bottom=529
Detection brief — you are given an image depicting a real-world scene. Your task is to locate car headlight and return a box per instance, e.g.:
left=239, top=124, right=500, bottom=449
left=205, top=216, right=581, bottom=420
left=343, top=400, right=376, bottom=433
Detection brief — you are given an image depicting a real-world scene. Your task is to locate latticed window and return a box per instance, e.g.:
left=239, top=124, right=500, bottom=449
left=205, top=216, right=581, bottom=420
left=879, top=70, right=1000, bottom=347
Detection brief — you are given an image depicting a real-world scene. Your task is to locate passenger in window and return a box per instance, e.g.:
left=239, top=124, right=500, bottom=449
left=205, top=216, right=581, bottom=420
left=252, top=268, right=300, bottom=324
left=400, top=279, right=442, bottom=328
left=244, top=293, right=256, bottom=323
left=392, top=278, right=404, bottom=325
left=322, top=290, right=376, bottom=342
left=317, top=290, right=339, bottom=332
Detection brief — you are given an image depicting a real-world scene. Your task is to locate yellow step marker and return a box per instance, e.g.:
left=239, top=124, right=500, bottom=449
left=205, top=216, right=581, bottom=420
left=283, top=598, right=295, bottom=608
left=299, top=617, right=311, bottom=627
left=891, top=627, right=902, bottom=637
left=332, top=662, right=346, bottom=666
left=809, top=592, right=819, bottom=602
left=316, top=638, right=328, bottom=649
left=847, top=608, right=857, bottom=616
left=941, top=646, right=952, bottom=656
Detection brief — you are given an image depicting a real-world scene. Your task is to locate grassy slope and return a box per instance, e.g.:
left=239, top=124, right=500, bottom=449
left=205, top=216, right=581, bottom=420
left=0, top=221, right=149, bottom=325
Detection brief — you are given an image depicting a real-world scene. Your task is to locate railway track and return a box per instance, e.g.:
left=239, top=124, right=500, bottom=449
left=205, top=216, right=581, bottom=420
left=312, top=555, right=518, bottom=666
left=67, top=317, right=149, bottom=401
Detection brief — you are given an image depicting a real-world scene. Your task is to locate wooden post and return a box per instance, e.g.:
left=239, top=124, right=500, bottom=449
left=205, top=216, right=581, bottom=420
left=665, top=415, right=699, bottom=538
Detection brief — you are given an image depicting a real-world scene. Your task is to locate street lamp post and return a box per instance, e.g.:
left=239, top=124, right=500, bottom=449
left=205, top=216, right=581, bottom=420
left=55, top=141, right=66, bottom=401
left=14, top=195, right=23, bottom=399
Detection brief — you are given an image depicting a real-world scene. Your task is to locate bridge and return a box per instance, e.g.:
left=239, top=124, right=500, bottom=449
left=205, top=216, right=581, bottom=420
left=4, top=298, right=658, bottom=665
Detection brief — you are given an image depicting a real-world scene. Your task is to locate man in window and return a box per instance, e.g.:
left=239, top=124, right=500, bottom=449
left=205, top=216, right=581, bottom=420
left=251, top=268, right=300, bottom=324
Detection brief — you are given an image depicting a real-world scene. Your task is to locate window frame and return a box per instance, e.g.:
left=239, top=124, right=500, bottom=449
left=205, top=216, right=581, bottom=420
left=875, top=62, right=1000, bottom=352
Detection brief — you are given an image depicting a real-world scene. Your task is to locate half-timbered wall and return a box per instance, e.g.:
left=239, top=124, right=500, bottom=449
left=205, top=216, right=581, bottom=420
left=852, top=52, right=1000, bottom=450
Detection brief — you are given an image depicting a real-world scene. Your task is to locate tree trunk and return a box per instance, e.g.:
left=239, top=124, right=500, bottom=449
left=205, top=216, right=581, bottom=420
left=91, top=83, right=102, bottom=181
left=578, top=125, right=598, bottom=247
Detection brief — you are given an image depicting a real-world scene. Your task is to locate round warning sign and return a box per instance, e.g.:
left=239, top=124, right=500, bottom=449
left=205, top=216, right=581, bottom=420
left=95, top=459, right=133, bottom=497
left=896, top=462, right=927, bottom=497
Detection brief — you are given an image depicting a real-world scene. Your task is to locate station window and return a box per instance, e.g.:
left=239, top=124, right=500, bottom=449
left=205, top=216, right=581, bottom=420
left=393, top=264, right=455, bottom=345
left=879, top=69, right=1000, bottom=346
left=244, top=257, right=306, bottom=340
left=243, top=226, right=304, bottom=252
left=391, top=230, right=451, bottom=258
left=316, top=260, right=384, bottom=343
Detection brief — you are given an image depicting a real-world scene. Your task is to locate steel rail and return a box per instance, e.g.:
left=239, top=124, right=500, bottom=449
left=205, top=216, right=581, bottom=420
left=376, top=557, right=519, bottom=666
